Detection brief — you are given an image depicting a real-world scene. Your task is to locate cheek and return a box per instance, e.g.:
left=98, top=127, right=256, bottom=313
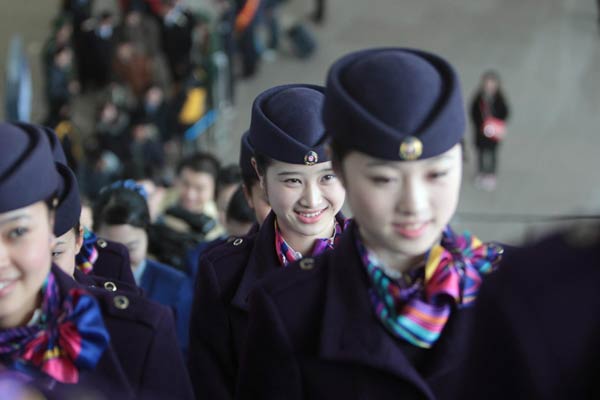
left=266, top=183, right=298, bottom=215
left=346, top=183, right=391, bottom=224
left=321, top=182, right=346, bottom=211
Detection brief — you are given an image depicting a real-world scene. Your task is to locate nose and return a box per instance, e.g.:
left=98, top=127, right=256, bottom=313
left=396, top=176, right=428, bottom=216
left=300, top=182, right=323, bottom=209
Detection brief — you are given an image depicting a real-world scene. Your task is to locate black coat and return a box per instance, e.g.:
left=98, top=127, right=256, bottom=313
left=44, top=266, right=195, bottom=399
left=458, top=227, right=600, bottom=400
left=470, top=91, right=509, bottom=148
left=237, top=224, right=514, bottom=400
left=188, top=212, right=345, bottom=399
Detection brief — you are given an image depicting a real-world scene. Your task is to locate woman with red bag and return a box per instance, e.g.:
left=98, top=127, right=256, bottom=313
left=470, top=70, right=510, bottom=191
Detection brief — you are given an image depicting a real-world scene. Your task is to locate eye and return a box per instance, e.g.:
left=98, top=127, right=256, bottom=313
left=8, top=226, right=29, bottom=239
left=52, top=251, right=63, bottom=258
left=284, top=178, right=302, bottom=185
left=321, top=174, right=337, bottom=182
left=428, top=170, right=449, bottom=180
left=369, top=176, right=395, bottom=185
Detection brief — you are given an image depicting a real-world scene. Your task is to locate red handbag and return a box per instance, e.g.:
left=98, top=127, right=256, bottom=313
left=482, top=116, right=506, bottom=142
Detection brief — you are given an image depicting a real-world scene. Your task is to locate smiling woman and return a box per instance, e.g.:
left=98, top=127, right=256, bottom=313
left=188, top=83, right=347, bottom=399
left=0, top=122, right=194, bottom=399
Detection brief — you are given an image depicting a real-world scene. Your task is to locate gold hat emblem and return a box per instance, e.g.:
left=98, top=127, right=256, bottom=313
left=304, top=151, right=318, bottom=166
left=399, top=137, right=423, bottom=160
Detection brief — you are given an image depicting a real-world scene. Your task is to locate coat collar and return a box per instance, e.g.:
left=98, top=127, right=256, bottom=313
left=317, top=224, right=470, bottom=396
left=231, top=211, right=347, bottom=312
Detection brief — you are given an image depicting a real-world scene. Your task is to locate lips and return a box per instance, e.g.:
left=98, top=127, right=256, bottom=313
left=295, top=207, right=328, bottom=224
left=393, top=221, right=431, bottom=239
left=0, top=278, right=18, bottom=296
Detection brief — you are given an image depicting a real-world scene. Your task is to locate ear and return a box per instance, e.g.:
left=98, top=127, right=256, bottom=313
left=75, top=225, right=85, bottom=254
left=242, top=184, right=255, bottom=210
left=250, top=157, right=266, bottom=192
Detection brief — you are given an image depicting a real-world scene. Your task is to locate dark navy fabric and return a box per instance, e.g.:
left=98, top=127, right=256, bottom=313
left=237, top=223, right=515, bottom=400
left=0, top=122, right=60, bottom=212
left=248, top=84, right=329, bottom=165
left=140, top=259, right=193, bottom=356
left=53, top=162, right=82, bottom=236
left=188, top=212, right=345, bottom=399
left=52, top=265, right=195, bottom=400
left=94, top=238, right=137, bottom=288
left=323, top=48, right=466, bottom=160
left=459, top=227, right=600, bottom=400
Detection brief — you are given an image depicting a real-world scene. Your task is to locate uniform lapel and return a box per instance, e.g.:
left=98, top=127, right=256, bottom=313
left=231, top=212, right=280, bottom=311
left=317, top=228, right=435, bottom=399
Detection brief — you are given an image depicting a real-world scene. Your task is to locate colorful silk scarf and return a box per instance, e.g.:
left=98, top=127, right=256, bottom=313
left=358, top=226, right=503, bottom=348
left=274, top=219, right=346, bottom=266
left=75, top=227, right=98, bottom=275
left=0, top=272, right=110, bottom=383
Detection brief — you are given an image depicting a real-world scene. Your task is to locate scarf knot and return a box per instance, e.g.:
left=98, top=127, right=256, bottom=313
left=0, top=272, right=110, bottom=383
left=359, top=226, right=503, bottom=349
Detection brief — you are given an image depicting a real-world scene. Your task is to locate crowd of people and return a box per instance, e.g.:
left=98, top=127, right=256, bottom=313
left=3, top=2, right=596, bottom=400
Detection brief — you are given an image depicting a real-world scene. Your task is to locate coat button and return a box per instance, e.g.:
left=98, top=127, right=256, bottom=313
left=299, top=258, right=315, bottom=270
left=97, top=239, right=108, bottom=248
left=233, top=238, right=244, bottom=246
left=113, top=295, right=130, bottom=310
left=103, top=281, right=117, bottom=292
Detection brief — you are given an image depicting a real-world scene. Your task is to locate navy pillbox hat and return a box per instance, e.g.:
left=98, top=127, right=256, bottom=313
left=239, top=131, right=256, bottom=180
left=0, top=122, right=60, bottom=212
left=249, top=84, right=328, bottom=166
left=323, top=48, right=466, bottom=161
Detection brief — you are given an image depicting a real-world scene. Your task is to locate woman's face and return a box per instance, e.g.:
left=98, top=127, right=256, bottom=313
left=0, top=202, right=55, bottom=329
left=96, top=224, right=148, bottom=270
left=52, top=227, right=84, bottom=277
left=259, top=160, right=345, bottom=245
left=340, top=145, right=462, bottom=269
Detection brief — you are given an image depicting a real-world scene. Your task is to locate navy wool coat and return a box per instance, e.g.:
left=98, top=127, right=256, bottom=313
left=237, top=224, right=513, bottom=400
left=50, top=265, right=195, bottom=400
left=93, top=238, right=137, bottom=287
left=188, top=212, right=344, bottom=399
left=458, top=227, right=600, bottom=400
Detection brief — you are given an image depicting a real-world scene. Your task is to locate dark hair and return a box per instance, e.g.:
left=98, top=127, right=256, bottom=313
left=226, top=186, right=256, bottom=224
left=176, top=152, right=221, bottom=182
left=328, top=137, right=354, bottom=167
left=217, top=164, right=242, bottom=194
left=92, top=186, right=150, bottom=232
left=252, top=152, right=273, bottom=178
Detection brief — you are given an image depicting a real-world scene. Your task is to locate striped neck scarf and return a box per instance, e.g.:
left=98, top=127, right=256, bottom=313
left=274, top=218, right=346, bottom=267
left=358, top=226, right=503, bottom=349
left=0, top=271, right=110, bottom=383
left=75, top=227, right=98, bottom=275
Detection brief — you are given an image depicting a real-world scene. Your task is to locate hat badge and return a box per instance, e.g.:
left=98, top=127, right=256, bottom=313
left=399, top=137, right=423, bottom=161
left=304, top=151, right=318, bottom=166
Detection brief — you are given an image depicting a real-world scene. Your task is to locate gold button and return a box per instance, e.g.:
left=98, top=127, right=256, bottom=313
left=97, top=239, right=108, bottom=248
left=113, top=295, right=130, bottom=310
left=399, top=136, right=423, bottom=160
left=233, top=238, right=244, bottom=246
left=299, top=258, right=314, bottom=270
left=103, top=281, right=117, bottom=292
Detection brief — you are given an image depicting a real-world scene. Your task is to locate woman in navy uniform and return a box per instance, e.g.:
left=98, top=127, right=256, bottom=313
left=188, top=84, right=347, bottom=399
left=237, top=48, right=507, bottom=400
left=458, top=224, right=600, bottom=399
left=0, top=122, right=194, bottom=399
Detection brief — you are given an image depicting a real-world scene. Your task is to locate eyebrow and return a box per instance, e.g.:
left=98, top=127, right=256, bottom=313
left=366, top=154, right=454, bottom=167
left=276, top=167, right=333, bottom=177
left=0, top=214, right=31, bottom=227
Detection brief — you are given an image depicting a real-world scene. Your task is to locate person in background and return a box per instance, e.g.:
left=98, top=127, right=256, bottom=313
left=93, top=181, right=193, bottom=356
left=216, top=164, right=243, bottom=228
left=224, top=185, right=256, bottom=237
left=470, top=70, right=509, bottom=191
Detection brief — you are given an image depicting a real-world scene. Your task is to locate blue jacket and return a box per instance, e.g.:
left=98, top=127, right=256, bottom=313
left=140, top=259, right=193, bottom=356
